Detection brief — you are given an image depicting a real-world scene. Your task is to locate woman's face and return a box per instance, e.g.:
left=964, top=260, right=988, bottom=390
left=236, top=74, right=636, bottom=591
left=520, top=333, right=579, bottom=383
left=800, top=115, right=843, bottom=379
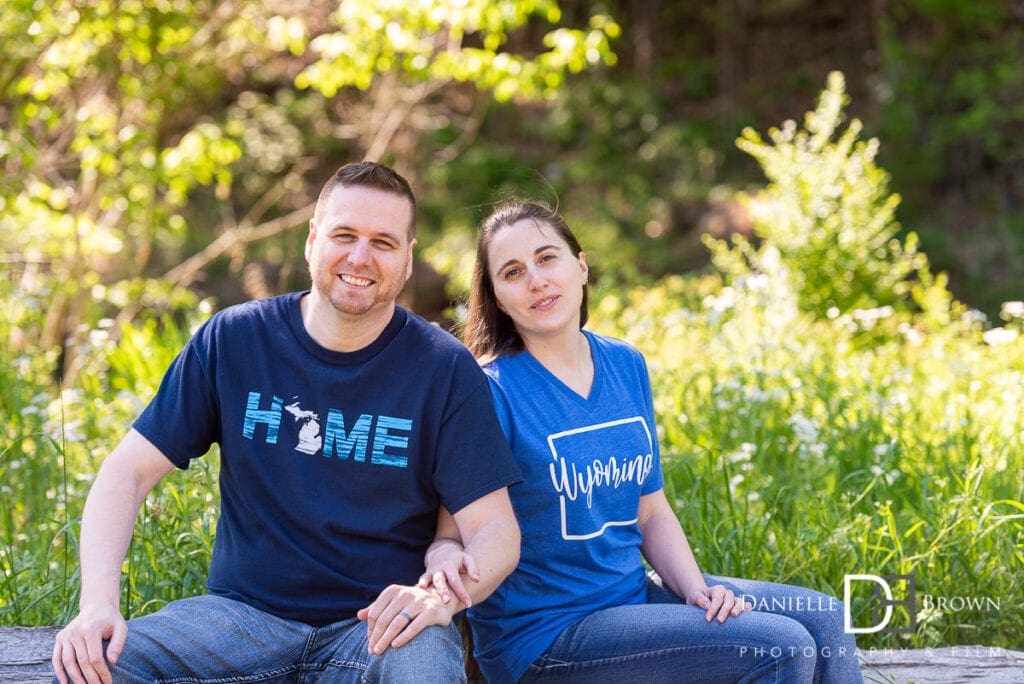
left=486, top=218, right=588, bottom=344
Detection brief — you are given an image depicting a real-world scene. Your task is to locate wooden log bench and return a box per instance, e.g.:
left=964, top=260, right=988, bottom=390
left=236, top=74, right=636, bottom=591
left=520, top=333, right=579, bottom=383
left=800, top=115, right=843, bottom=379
left=4, top=627, right=1023, bottom=682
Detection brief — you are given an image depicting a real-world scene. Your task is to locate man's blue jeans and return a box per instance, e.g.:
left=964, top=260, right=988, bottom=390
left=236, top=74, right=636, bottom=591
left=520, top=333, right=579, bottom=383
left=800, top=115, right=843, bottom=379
left=520, top=574, right=862, bottom=683
left=59, top=594, right=466, bottom=683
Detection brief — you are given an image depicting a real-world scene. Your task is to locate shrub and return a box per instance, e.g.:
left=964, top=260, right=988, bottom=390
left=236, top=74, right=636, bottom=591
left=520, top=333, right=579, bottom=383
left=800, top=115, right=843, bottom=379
left=708, top=71, right=955, bottom=330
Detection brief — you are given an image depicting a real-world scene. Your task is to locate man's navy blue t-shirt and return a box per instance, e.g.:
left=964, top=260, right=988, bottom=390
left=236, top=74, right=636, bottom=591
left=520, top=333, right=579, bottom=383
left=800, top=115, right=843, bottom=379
left=133, top=292, right=520, bottom=626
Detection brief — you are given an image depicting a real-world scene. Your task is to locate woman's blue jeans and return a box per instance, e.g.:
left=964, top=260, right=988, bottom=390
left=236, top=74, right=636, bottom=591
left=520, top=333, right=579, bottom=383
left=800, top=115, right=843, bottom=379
left=58, top=594, right=466, bottom=683
left=520, top=574, right=863, bottom=683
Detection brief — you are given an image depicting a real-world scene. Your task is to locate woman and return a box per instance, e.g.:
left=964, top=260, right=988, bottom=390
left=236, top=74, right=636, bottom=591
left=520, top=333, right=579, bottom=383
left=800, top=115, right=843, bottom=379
left=429, top=200, right=862, bottom=683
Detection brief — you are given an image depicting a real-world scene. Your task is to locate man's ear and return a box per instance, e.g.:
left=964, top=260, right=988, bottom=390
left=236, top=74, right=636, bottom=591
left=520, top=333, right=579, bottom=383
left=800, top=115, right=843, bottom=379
left=405, top=238, right=417, bottom=280
left=304, top=219, right=317, bottom=262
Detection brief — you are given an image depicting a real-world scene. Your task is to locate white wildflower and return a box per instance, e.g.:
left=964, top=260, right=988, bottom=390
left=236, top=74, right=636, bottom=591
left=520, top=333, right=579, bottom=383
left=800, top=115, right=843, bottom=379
left=703, top=287, right=736, bottom=315
left=789, top=411, right=819, bottom=444
left=1000, top=301, right=1024, bottom=320
left=982, top=327, right=1018, bottom=346
left=870, top=465, right=901, bottom=485
left=727, top=442, right=756, bottom=464
left=851, top=305, right=894, bottom=330
left=962, top=309, right=988, bottom=325
left=746, top=387, right=771, bottom=402
left=88, top=328, right=110, bottom=346
left=898, top=322, right=925, bottom=346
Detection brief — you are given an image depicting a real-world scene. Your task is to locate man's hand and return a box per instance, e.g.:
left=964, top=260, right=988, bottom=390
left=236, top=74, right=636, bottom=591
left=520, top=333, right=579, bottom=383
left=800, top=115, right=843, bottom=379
left=357, top=584, right=458, bottom=656
left=419, top=537, right=480, bottom=608
left=52, top=603, right=127, bottom=684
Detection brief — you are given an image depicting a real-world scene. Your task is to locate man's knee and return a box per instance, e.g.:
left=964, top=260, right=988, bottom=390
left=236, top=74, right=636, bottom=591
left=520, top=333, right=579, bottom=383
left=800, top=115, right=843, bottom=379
left=369, top=624, right=466, bottom=683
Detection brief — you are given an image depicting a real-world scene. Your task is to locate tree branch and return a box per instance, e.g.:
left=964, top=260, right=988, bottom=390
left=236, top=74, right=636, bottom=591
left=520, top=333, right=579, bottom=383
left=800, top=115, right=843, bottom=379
left=164, top=201, right=314, bottom=287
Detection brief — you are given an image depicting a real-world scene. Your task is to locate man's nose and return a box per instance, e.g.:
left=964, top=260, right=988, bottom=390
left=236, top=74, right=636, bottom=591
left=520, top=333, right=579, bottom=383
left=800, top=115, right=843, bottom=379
left=347, top=239, right=371, bottom=266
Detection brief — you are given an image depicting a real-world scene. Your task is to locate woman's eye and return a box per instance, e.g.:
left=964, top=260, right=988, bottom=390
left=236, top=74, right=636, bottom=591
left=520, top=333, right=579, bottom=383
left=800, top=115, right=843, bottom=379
left=503, top=268, right=521, bottom=280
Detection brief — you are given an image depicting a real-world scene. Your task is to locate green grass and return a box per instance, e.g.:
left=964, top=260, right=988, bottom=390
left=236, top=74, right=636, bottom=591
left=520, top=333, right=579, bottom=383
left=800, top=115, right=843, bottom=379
left=2, top=266, right=1022, bottom=652
left=588, top=272, right=1023, bottom=650
left=0, top=286, right=219, bottom=626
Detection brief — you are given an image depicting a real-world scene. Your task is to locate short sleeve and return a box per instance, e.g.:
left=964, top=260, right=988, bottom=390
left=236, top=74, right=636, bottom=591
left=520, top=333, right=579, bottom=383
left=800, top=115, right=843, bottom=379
left=132, top=338, right=221, bottom=469
left=431, top=369, right=521, bottom=515
left=634, top=349, right=665, bottom=494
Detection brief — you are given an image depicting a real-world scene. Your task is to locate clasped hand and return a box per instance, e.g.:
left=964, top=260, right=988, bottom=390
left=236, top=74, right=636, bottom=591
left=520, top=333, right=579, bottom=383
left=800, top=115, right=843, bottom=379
left=357, top=583, right=460, bottom=655
left=357, top=540, right=481, bottom=655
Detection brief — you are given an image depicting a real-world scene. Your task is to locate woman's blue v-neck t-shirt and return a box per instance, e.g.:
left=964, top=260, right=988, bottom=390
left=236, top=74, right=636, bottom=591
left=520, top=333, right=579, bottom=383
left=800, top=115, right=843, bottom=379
left=468, top=330, right=665, bottom=684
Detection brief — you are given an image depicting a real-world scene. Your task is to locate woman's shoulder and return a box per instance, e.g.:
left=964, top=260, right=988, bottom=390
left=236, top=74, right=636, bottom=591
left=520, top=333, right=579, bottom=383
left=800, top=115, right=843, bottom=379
left=481, top=351, right=525, bottom=382
left=584, top=329, right=646, bottom=364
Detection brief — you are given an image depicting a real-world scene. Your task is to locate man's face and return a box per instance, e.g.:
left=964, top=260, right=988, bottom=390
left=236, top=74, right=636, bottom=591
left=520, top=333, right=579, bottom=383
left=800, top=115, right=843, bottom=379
left=305, top=184, right=415, bottom=319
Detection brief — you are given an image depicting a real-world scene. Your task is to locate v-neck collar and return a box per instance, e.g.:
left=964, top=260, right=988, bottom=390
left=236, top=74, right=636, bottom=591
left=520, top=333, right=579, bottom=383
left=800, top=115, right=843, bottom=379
left=521, top=330, right=602, bottom=408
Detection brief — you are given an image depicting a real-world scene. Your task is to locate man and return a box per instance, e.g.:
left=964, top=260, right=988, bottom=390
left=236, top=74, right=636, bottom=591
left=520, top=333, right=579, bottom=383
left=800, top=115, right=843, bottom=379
left=52, top=161, right=522, bottom=683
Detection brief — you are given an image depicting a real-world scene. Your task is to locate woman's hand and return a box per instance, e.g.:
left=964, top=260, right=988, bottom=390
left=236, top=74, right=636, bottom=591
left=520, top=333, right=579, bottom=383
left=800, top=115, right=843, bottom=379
left=686, top=584, right=752, bottom=623
left=419, top=537, right=480, bottom=608
left=358, top=584, right=459, bottom=655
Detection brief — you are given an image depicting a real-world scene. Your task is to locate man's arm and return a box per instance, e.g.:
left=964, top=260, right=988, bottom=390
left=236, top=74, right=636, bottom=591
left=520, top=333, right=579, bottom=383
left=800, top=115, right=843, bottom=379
left=52, top=429, right=176, bottom=684
left=359, top=487, right=520, bottom=654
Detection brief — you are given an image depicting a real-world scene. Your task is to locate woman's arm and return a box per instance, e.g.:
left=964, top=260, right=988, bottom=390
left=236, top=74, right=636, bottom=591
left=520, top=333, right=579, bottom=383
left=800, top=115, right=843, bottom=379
left=638, top=490, right=749, bottom=623
left=420, top=506, right=481, bottom=607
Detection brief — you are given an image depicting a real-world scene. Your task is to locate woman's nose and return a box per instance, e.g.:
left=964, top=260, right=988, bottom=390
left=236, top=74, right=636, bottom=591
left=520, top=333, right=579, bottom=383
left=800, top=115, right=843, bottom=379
left=527, top=267, right=548, bottom=291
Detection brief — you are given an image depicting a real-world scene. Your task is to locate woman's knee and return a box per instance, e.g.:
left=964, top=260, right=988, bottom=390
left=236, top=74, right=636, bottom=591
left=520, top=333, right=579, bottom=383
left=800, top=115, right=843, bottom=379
left=793, top=592, right=853, bottom=649
left=744, top=620, right=817, bottom=683
left=763, top=616, right=818, bottom=658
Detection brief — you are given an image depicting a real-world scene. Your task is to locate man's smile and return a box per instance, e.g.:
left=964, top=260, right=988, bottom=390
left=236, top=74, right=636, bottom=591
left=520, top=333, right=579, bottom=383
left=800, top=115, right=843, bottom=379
left=340, top=274, right=374, bottom=287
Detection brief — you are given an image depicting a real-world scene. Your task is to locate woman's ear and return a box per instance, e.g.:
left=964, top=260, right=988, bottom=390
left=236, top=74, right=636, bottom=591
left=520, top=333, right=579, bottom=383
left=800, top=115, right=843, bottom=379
left=579, top=251, right=589, bottom=283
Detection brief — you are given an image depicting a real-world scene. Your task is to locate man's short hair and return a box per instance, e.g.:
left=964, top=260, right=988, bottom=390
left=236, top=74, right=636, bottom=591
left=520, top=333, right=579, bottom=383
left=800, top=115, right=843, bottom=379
left=315, top=161, right=417, bottom=238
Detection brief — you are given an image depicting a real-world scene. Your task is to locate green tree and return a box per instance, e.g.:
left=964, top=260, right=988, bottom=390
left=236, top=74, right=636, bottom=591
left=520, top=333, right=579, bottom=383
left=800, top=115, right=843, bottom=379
left=0, top=0, right=618, bottom=385
left=875, top=0, right=1024, bottom=318
left=0, top=0, right=302, bottom=382
left=707, top=72, right=954, bottom=327
left=298, top=0, right=618, bottom=160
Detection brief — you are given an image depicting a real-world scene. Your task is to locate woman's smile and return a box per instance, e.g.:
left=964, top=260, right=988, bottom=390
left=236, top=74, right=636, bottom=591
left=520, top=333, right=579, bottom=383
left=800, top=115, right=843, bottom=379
left=531, top=294, right=560, bottom=311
